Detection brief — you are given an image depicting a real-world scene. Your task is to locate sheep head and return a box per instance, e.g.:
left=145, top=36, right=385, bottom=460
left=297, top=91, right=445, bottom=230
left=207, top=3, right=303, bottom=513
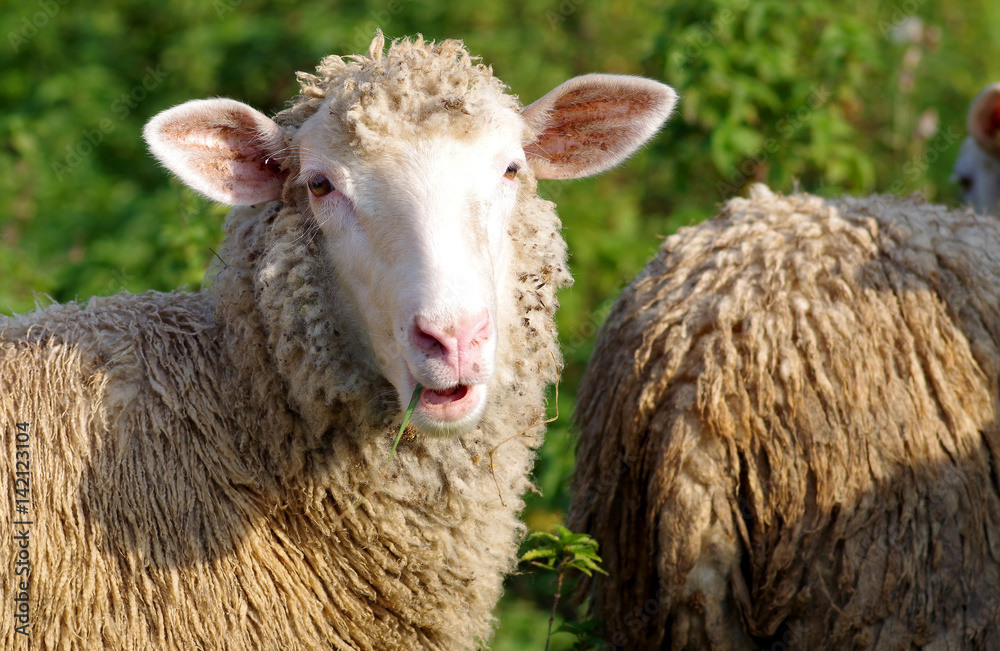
left=954, top=82, right=1000, bottom=214
left=143, top=34, right=677, bottom=436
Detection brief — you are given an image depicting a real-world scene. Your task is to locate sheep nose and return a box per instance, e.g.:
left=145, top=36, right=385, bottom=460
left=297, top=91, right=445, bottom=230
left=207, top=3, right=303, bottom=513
left=411, top=310, right=492, bottom=376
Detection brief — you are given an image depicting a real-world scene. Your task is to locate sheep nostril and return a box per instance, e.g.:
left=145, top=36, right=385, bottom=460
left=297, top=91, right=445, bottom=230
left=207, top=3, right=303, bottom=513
left=411, top=311, right=492, bottom=365
left=412, top=319, right=448, bottom=356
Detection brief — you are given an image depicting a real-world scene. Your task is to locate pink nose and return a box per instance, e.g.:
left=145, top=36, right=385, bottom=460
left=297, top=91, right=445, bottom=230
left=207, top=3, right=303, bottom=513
left=411, top=310, right=492, bottom=378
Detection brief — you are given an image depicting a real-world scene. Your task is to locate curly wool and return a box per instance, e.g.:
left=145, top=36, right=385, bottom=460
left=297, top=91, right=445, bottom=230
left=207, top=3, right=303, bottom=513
left=0, top=37, right=570, bottom=650
left=277, top=33, right=521, bottom=151
left=570, top=185, right=1000, bottom=649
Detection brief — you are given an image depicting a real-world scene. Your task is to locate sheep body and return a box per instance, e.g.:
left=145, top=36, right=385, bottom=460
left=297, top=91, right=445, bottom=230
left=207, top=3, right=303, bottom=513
left=0, top=187, right=566, bottom=649
left=570, top=185, right=1000, bottom=649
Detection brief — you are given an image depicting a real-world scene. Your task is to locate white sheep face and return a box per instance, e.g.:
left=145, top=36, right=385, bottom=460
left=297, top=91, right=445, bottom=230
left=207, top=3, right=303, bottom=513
left=293, top=109, right=526, bottom=434
left=143, top=50, right=677, bottom=436
left=954, top=82, right=1000, bottom=214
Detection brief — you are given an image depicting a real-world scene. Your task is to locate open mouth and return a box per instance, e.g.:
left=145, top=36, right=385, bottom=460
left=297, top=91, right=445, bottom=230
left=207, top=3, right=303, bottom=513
left=422, top=384, right=470, bottom=406
left=416, top=383, right=485, bottom=426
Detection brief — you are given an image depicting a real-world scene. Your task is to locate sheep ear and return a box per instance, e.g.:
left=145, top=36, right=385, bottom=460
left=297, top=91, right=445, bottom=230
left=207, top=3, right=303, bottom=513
left=143, top=98, right=288, bottom=205
left=968, top=83, right=1000, bottom=157
left=522, top=74, right=677, bottom=180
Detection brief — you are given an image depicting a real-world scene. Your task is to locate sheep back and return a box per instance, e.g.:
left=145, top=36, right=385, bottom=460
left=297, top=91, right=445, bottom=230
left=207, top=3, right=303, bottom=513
left=571, top=185, right=1000, bottom=649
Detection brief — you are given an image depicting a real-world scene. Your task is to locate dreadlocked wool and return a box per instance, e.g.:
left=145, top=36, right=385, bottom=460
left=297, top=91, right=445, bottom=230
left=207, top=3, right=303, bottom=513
left=571, top=185, right=1000, bottom=650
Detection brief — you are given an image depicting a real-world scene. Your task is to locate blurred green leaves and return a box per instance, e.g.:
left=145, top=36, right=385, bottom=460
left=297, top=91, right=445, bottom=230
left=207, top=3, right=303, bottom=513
left=2, top=0, right=999, bottom=646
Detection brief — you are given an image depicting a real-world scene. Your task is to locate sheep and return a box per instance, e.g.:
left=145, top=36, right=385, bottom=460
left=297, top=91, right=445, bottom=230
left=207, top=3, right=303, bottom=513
left=0, top=33, right=677, bottom=650
left=569, top=184, right=1000, bottom=650
left=954, top=82, right=1000, bottom=214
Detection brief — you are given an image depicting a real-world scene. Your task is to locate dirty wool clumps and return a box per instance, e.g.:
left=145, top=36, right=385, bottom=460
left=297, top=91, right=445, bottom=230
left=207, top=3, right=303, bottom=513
left=571, top=185, right=1000, bottom=650
left=0, top=37, right=570, bottom=650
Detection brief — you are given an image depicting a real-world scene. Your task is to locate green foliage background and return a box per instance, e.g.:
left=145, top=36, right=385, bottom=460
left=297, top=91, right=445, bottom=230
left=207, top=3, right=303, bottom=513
left=2, top=0, right=999, bottom=647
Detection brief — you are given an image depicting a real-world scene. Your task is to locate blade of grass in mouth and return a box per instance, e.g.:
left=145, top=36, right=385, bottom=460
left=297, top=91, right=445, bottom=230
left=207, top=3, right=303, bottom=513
left=382, top=384, right=422, bottom=471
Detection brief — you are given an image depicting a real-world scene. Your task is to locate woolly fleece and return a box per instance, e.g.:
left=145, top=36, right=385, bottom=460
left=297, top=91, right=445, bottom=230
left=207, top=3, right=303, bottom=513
left=0, top=38, right=570, bottom=650
left=571, top=185, right=1000, bottom=649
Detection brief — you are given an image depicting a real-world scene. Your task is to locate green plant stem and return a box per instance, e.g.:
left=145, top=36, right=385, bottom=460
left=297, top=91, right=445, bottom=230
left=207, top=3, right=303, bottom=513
left=352, top=385, right=423, bottom=510
left=545, top=566, right=565, bottom=651
left=382, top=384, right=422, bottom=472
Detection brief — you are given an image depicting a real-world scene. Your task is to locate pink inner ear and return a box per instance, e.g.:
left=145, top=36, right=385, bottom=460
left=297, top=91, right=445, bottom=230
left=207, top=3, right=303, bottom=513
left=198, top=133, right=284, bottom=203
left=526, top=89, right=657, bottom=169
left=970, top=87, right=1000, bottom=156
left=971, top=94, right=1000, bottom=157
left=145, top=98, right=288, bottom=205
left=167, top=115, right=284, bottom=200
left=522, top=75, right=676, bottom=181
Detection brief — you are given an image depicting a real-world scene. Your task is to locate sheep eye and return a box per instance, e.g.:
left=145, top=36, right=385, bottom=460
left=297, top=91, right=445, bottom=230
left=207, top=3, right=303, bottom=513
left=503, top=163, right=519, bottom=180
left=959, top=176, right=973, bottom=193
left=308, top=175, right=334, bottom=197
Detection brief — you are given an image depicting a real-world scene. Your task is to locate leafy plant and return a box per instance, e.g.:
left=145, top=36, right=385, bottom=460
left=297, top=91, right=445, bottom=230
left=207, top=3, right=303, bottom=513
left=520, top=525, right=607, bottom=650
